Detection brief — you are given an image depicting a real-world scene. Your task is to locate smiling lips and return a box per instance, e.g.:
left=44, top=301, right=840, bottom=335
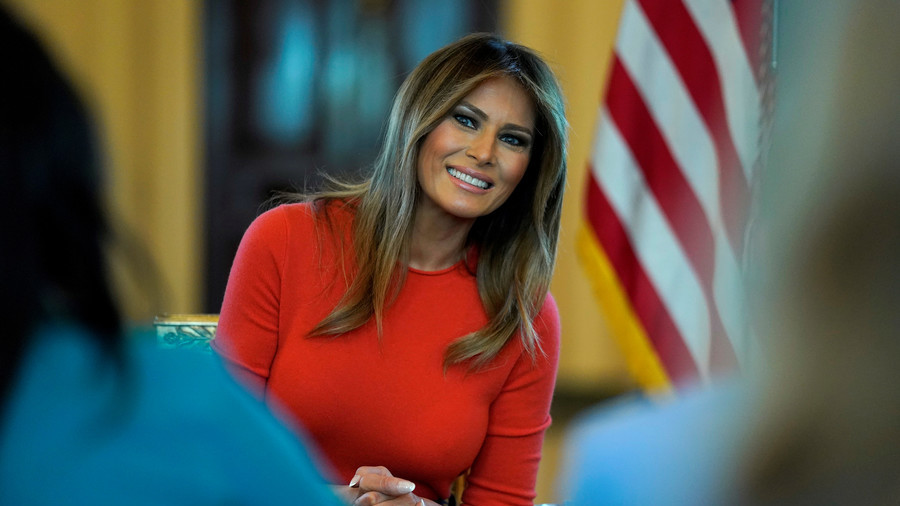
left=447, top=167, right=493, bottom=190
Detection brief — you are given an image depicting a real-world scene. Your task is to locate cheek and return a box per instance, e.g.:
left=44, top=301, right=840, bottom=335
left=417, top=133, right=442, bottom=179
left=504, top=154, right=531, bottom=188
left=416, top=143, right=429, bottom=178
left=423, top=122, right=459, bottom=154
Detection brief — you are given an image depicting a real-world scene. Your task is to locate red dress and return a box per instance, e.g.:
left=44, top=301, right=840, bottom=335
left=214, top=202, right=560, bottom=505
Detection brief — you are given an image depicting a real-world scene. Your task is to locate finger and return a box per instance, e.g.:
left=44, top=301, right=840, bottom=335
left=350, top=491, right=392, bottom=506
left=358, top=473, right=416, bottom=496
left=352, top=466, right=392, bottom=479
left=352, top=491, right=423, bottom=506
left=329, top=484, right=360, bottom=504
left=370, top=496, right=426, bottom=506
left=349, top=466, right=392, bottom=488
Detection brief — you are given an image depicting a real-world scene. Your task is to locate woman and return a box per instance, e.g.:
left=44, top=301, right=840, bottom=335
left=214, top=33, right=568, bottom=506
left=0, top=7, right=340, bottom=504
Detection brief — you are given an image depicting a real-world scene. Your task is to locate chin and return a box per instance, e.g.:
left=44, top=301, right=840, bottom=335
left=447, top=201, right=496, bottom=220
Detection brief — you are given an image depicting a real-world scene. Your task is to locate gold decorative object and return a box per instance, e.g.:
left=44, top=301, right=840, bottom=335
left=153, top=314, right=219, bottom=352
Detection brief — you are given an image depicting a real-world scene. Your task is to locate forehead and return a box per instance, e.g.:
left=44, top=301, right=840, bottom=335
left=458, top=76, right=536, bottom=129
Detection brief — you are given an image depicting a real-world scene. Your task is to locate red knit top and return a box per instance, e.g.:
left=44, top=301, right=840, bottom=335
left=214, top=202, right=560, bottom=505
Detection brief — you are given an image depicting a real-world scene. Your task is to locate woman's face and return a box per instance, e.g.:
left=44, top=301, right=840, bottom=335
left=416, top=76, right=535, bottom=222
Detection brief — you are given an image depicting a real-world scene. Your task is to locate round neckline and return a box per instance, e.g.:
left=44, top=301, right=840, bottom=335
left=407, top=260, right=465, bottom=276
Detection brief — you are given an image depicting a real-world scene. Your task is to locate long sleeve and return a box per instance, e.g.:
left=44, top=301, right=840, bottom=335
left=462, top=295, right=561, bottom=505
left=213, top=206, right=290, bottom=396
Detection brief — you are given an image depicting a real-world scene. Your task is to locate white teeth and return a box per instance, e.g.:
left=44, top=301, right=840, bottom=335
left=447, top=168, right=489, bottom=189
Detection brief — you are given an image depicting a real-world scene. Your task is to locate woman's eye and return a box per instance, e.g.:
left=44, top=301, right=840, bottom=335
left=453, top=114, right=476, bottom=129
left=501, top=134, right=529, bottom=148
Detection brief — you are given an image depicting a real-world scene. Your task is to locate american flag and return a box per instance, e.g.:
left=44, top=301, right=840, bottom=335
left=579, top=0, right=771, bottom=392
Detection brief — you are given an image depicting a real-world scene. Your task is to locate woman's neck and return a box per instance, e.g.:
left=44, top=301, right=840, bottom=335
left=409, top=204, right=474, bottom=271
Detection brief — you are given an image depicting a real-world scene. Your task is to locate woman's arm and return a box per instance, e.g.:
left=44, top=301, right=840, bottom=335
left=463, top=295, right=561, bottom=505
left=213, top=207, right=290, bottom=397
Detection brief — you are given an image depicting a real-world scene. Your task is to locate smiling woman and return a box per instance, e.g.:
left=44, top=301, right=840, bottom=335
left=213, top=33, right=568, bottom=506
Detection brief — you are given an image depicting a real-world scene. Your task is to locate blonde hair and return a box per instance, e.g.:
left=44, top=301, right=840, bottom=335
left=293, top=33, right=567, bottom=369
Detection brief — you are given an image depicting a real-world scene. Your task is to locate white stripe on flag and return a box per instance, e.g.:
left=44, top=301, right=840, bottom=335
left=683, top=0, right=761, bottom=180
left=591, top=112, right=711, bottom=380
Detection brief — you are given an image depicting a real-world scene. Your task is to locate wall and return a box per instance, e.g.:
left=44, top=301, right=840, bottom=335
left=4, top=0, right=203, bottom=321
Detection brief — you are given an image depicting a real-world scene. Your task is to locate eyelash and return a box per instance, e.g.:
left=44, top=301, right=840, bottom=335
left=452, top=113, right=530, bottom=148
left=453, top=113, right=477, bottom=129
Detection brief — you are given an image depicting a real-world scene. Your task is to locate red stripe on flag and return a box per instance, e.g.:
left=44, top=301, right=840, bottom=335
left=605, top=58, right=715, bottom=288
left=605, top=58, right=738, bottom=372
left=585, top=170, right=701, bottom=383
left=637, top=0, right=750, bottom=261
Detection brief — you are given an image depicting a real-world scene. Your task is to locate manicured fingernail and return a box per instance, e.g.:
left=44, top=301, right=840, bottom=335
left=348, top=474, right=361, bottom=488
left=397, top=480, right=415, bottom=494
left=417, top=500, right=425, bottom=506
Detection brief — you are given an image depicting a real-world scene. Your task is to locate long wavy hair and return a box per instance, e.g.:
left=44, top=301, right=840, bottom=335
left=293, top=33, right=568, bottom=369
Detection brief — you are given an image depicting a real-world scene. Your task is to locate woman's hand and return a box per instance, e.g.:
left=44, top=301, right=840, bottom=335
left=335, top=466, right=441, bottom=506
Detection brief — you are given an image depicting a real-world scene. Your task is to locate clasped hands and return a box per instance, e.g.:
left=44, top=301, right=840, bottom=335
left=333, top=466, right=440, bottom=506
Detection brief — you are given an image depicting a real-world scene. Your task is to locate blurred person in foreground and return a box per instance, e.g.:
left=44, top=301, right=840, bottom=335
left=559, top=1, right=900, bottom=504
left=0, top=7, right=340, bottom=505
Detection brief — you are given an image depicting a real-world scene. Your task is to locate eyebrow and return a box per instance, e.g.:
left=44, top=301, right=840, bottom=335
left=458, top=101, right=534, bottom=138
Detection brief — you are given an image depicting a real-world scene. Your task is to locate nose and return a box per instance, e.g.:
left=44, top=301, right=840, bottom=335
left=466, top=132, right=495, bottom=165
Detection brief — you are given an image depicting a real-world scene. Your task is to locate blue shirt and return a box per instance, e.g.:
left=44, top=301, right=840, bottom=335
left=559, top=381, right=751, bottom=506
left=0, top=324, right=341, bottom=505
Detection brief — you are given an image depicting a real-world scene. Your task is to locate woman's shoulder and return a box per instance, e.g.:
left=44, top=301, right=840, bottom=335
left=504, top=292, right=560, bottom=367
left=255, top=199, right=356, bottom=230
left=253, top=201, right=315, bottom=228
left=535, top=291, right=560, bottom=342
left=522, top=291, right=560, bottom=365
left=241, top=200, right=353, bottom=245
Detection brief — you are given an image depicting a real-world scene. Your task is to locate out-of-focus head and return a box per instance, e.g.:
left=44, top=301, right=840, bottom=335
left=375, top=33, right=567, bottom=233
left=745, top=1, right=900, bottom=503
left=756, top=0, right=900, bottom=392
left=752, top=0, right=899, bottom=351
left=0, top=7, right=119, bottom=401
